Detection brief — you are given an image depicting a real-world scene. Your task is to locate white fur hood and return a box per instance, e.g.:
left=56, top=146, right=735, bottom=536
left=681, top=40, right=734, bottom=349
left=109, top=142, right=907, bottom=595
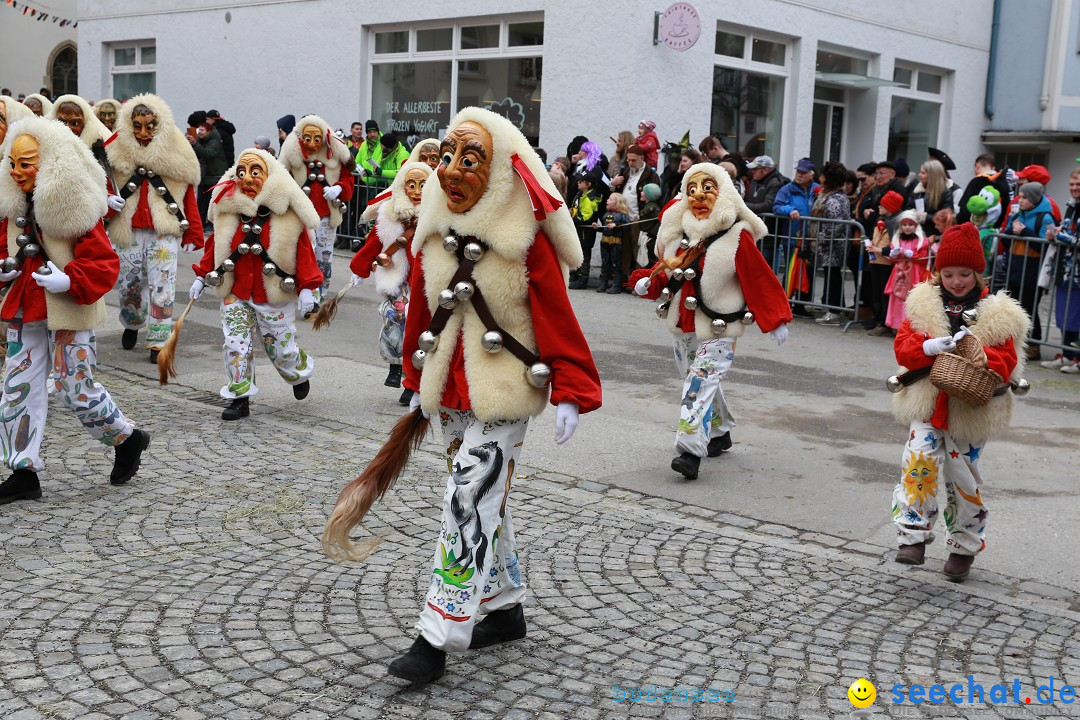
left=279, top=114, right=353, bottom=172
left=362, top=160, right=430, bottom=223
left=656, top=161, right=767, bottom=256
left=210, top=147, right=320, bottom=228
left=105, top=92, right=200, bottom=186
left=48, top=94, right=112, bottom=149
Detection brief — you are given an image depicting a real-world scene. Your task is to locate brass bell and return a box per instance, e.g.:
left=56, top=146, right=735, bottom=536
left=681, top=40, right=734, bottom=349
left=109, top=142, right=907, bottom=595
left=2, top=257, right=18, bottom=273
left=317, top=174, right=326, bottom=183
left=418, top=331, right=439, bottom=352
left=250, top=244, right=264, bottom=255
left=302, top=185, right=311, bottom=194
left=481, top=330, right=504, bottom=353
left=262, top=262, right=276, bottom=276
left=442, top=235, right=459, bottom=253
left=252, top=224, right=263, bottom=235
left=222, top=258, right=235, bottom=272
left=316, top=161, right=324, bottom=169
left=961, top=308, right=979, bottom=325
left=147, top=170, right=156, bottom=178
left=22, top=243, right=40, bottom=257
left=126, top=181, right=138, bottom=193
left=237, top=242, right=251, bottom=255
left=711, top=318, right=727, bottom=334
left=155, top=185, right=167, bottom=196
left=1011, top=378, right=1031, bottom=396
left=453, top=281, right=474, bottom=301
left=412, top=348, right=427, bottom=369
left=242, top=223, right=252, bottom=234
left=375, top=253, right=391, bottom=267
left=673, top=268, right=684, bottom=281
left=16, top=234, right=29, bottom=247
left=205, top=270, right=223, bottom=286
left=179, top=219, right=190, bottom=232
left=167, top=202, right=179, bottom=214
left=741, top=311, right=755, bottom=325
left=34, top=264, right=51, bottom=276
left=463, top=242, right=484, bottom=262
left=308, top=173, right=317, bottom=182
left=656, top=302, right=670, bottom=319
left=138, top=167, right=147, bottom=176
left=438, top=289, right=457, bottom=309
left=684, top=296, right=698, bottom=310
left=14, top=216, right=27, bottom=228
left=683, top=268, right=697, bottom=281
left=526, top=362, right=552, bottom=388
left=280, top=276, right=297, bottom=292
left=679, top=238, right=690, bottom=250
left=886, top=375, right=903, bottom=393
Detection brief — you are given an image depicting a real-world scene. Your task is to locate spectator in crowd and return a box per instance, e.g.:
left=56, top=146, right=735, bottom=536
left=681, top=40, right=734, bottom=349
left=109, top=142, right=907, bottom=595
left=254, top=135, right=275, bottom=157
left=698, top=135, right=727, bottom=163
left=593, top=193, right=632, bottom=294
left=277, top=114, right=296, bottom=150
left=843, top=167, right=859, bottom=207
left=617, top=144, right=661, bottom=280
left=0, top=88, right=10, bottom=96
left=957, top=153, right=1011, bottom=224
left=910, top=159, right=957, bottom=237
left=534, top=147, right=547, bottom=165
left=373, top=132, right=410, bottom=183
left=663, top=147, right=700, bottom=203
left=811, top=161, right=853, bottom=325
left=356, top=120, right=384, bottom=187
left=189, top=121, right=228, bottom=227
left=569, top=140, right=609, bottom=205
left=860, top=161, right=909, bottom=231
left=745, top=155, right=787, bottom=264
left=929, top=208, right=956, bottom=264
left=206, top=109, right=236, bottom=165
left=635, top=120, right=660, bottom=169
left=638, top=183, right=662, bottom=266
left=566, top=134, right=589, bottom=161
left=346, top=121, right=365, bottom=156
left=1001, top=164, right=1061, bottom=228
left=1004, top=182, right=1055, bottom=360
left=884, top=210, right=931, bottom=332
left=569, top=174, right=603, bottom=289
left=853, top=162, right=879, bottom=235
left=774, top=158, right=820, bottom=312
left=549, top=156, right=569, bottom=202
left=608, top=130, right=635, bottom=180
left=864, top=190, right=906, bottom=335
left=894, top=158, right=915, bottom=195
left=1042, top=167, right=1080, bottom=372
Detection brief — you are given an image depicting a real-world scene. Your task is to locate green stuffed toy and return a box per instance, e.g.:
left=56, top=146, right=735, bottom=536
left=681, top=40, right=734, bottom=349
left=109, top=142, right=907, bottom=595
left=965, top=186, right=1002, bottom=275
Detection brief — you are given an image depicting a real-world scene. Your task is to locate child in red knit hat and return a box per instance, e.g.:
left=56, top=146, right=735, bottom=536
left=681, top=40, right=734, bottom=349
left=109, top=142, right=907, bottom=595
left=888, top=223, right=1030, bottom=581
left=865, top=190, right=908, bottom=336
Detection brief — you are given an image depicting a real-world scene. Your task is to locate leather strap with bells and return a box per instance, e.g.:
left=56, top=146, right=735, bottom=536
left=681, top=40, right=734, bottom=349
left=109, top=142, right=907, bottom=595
left=118, top=166, right=190, bottom=230
left=5, top=197, right=52, bottom=273
left=655, top=228, right=749, bottom=326
left=204, top=206, right=296, bottom=289
left=373, top=219, right=416, bottom=270
left=301, top=159, right=346, bottom=211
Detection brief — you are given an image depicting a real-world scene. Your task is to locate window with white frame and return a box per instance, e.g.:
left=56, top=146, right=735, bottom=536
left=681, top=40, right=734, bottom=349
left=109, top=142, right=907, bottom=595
left=888, top=63, right=947, bottom=164
left=110, top=41, right=155, bottom=102
left=712, top=25, right=789, bottom=160
left=369, top=16, right=543, bottom=145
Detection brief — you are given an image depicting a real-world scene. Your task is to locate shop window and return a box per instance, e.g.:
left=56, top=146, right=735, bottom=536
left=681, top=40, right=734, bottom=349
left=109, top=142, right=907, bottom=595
left=888, top=97, right=940, bottom=165
left=461, top=25, right=499, bottom=50
left=892, top=66, right=912, bottom=87
left=110, top=41, right=155, bottom=102
left=374, top=31, right=409, bottom=54
left=711, top=67, right=785, bottom=159
left=371, top=62, right=453, bottom=137
left=417, top=28, right=452, bottom=53
left=715, top=29, right=745, bottom=58
left=751, top=38, right=785, bottom=66
left=457, top=57, right=541, bottom=144
left=508, top=21, right=543, bottom=46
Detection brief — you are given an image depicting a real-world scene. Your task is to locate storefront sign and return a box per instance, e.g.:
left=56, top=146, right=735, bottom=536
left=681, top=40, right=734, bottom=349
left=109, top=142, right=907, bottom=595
left=658, top=2, right=701, bottom=51
left=383, top=100, right=446, bottom=135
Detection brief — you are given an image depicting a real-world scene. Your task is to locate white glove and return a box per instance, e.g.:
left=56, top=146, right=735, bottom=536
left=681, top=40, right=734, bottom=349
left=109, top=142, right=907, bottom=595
left=107, top=195, right=126, bottom=212
left=889, top=247, right=902, bottom=259
left=189, top=277, right=205, bottom=301
left=0, top=269, right=22, bottom=283
left=322, top=185, right=342, bottom=201
left=903, top=248, right=914, bottom=258
left=33, top=262, right=71, bottom=293
left=923, top=335, right=957, bottom=356
left=409, top=390, right=430, bottom=419
left=634, top=277, right=651, bottom=296
left=770, top=324, right=789, bottom=346
left=298, top=288, right=316, bottom=315
left=181, top=242, right=197, bottom=252
left=350, top=273, right=364, bottom=287
left=554, top=402, right=579, bottom=445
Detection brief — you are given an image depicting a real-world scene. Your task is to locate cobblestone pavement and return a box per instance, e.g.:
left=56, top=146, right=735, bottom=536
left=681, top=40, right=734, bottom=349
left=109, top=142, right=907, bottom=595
left=1, top=365, right=1079, bottom=720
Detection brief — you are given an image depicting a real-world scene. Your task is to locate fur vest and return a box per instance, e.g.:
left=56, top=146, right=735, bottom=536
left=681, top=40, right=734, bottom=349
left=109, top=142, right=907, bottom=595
left=654, top=162, right=769, bottom=340
left=0, top=117, right=109, bottom=330
left=208, top=147, right=319, bottom=306
left=411, top=107, right=582, bottom=422
left=104, top=93, right=200, bottom=249
left=892, top=282, right=1030, bottom=443
left=363, top=160, right=430, bottom=294
left=278, top=114, right=354, bottom=228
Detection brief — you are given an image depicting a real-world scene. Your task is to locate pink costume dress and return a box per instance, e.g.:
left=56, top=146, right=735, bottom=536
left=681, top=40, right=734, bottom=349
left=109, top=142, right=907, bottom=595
left=884, top=233, right=930, bottom=329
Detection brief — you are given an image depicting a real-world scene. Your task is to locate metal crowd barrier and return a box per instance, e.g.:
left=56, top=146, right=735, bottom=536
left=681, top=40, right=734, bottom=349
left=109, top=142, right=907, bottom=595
left=337, top=172, right=391, bottom=243
left=758, top=213, right=866, bottom=333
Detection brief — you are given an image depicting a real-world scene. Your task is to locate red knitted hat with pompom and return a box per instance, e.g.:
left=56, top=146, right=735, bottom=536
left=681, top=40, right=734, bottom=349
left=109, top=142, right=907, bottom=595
left=936, top=222, right=985, bottom=274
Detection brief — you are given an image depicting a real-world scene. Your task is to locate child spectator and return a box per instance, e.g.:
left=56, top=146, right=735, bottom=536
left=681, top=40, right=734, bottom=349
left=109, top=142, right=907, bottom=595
left=638, top=182, right=662, bottom=266
left=885, top=210, right=931, bottom=332
left=866, top=190, right=906, bottom=336
left=569, top=174, right=603, bottom=289
left=1004, top=182, right=1055, bottom=361
left=593, top=193, right=631, bottom=294
left=1042, top=167, right=1080, bottom=372
left=635, top=121, right=660, bottom=169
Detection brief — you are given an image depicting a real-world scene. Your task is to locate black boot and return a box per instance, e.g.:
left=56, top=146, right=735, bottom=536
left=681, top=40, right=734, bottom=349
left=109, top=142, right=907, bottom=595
left=707, top=432, right=732, bottom=457
left=385, top=364, right=403, bottom=388
left=671, top=452, right=701, bottom=480
left=607, top=246, right=624, bottom=293
left=148, top=349, right=159, bottom=365
left=387, top=636, right=446, bottom=684
left=293, top=380, right=310, bottom=400
left=398, top=388, right=413, bottom=406
left=121, top=328, right=138, bottom=350
left=569, top=274, right=588, bottom=290
left=222, top=397, right=250, bottom=421
left=469, top=604, right=527, bottom=650
left=0, top=468, right=41, bottom=504
left=111, top=429, right=151, bottom=485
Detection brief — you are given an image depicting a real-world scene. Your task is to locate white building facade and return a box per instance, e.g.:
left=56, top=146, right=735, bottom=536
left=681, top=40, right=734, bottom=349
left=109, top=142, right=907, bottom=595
left=78, top=0, right=994, bottom=176
left=0, top=0, right=78, bottom=98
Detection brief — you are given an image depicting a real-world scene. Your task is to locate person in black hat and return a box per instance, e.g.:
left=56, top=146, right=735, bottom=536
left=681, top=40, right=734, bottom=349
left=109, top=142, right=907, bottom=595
left=206, top=109, right=236, bottom=165
left=860, top=160, right=911, bottom=230
left=357, top=120, right=383, bottom=187
left=927, top=146, right=956, bottom=172
left=277, top=114, right=296, bottom=149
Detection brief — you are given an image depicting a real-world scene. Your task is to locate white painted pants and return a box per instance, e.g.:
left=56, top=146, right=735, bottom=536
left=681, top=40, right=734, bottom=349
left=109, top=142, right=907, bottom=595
left=219, top=296, right=314, bottom=399
left=1, top=319, right=134, bottom=471
left=673, top=334, right=736, bottom=457
left=416, top=408, right=529, bottom=653
left=117, top=228, right=178, bottom=350
left=892, top=421, right=988, bottom=556
left=311, top=216, right=334, bottom=304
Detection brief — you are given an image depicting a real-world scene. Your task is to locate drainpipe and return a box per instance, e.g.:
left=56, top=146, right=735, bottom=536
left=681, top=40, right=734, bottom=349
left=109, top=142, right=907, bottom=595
left=985, top=0, right=1002, bottom=119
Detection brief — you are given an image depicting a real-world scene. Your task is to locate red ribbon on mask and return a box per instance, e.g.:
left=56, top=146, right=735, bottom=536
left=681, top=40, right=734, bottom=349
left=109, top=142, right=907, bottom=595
left=103, top=131, right=119, bottom=146
left=210, top=178, right=238, bottom=204
left=510, top=153, right=563, bottom=221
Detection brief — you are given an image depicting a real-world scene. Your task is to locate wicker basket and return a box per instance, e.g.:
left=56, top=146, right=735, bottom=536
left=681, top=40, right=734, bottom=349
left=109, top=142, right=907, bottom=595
left=930, top=334, right=1002, bottom=406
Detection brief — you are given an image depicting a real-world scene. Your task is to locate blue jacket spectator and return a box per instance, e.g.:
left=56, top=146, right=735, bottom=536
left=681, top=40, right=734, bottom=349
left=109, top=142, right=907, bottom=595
left=773, top=157, right=820, bottom=239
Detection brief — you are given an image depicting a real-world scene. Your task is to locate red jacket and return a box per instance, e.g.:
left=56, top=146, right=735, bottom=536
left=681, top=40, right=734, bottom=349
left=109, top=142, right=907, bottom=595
left=402, top=231, right=602, bottom=414
left=636, top=131, right=660, bottom=169
left=106, top=179, right=205, bottom=248
left=349, top=222, right=416, bottom=279
left=194, top=219, right=323, bottom=304
left=303, top=159, right=356, bottom=220
left=0, top=218, right=120, bottom=323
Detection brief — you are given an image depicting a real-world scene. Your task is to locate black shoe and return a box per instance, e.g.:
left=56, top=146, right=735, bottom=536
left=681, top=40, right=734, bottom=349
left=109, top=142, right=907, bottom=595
left=351, top=239, right=362, bottom=252
left=111, top=429, right=150, bottom=485
left=671, top=452, right=700, bottom=479
left=385, top=364, right=403, bottom=388
left=606, top=282, right=622, bottom=294
left=398, top=388, right=413, bottom=406
left=222, top=397, right=250, bottom=421
left=293, top=380, right=310, bottom=400
left=0, top=468, right=41, bottom=504
left=792, top=305, right=813, bottom=318
left=469, top=604, right=527, bottom=650
left=568, top=277, right=588, bottom=290
left=387, top=636, right=446, bottom=684
left=121, top=329, right=138, bottom=350
left=148, top=349, right=159, bottom=364
left=595, top=280, right=609, bottom=293
left=707, top=432, right=732, bottom=457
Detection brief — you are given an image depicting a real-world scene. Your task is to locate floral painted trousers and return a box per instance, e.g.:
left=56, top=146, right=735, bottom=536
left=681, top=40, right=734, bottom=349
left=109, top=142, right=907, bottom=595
left=673, top=333, right=736, bottom=458
left=311, top=216, right=335, bottom=305
left=116, top=228, right=178, bottom=350
left=219, top=296, right=314, bottom=399
left=377, top=280, right=410, bottom=364
left=1, top=319, right=134, bottom=471
left=892, top=421, right=988, bottom=556
left=416, top=408, right=529, bottom=653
